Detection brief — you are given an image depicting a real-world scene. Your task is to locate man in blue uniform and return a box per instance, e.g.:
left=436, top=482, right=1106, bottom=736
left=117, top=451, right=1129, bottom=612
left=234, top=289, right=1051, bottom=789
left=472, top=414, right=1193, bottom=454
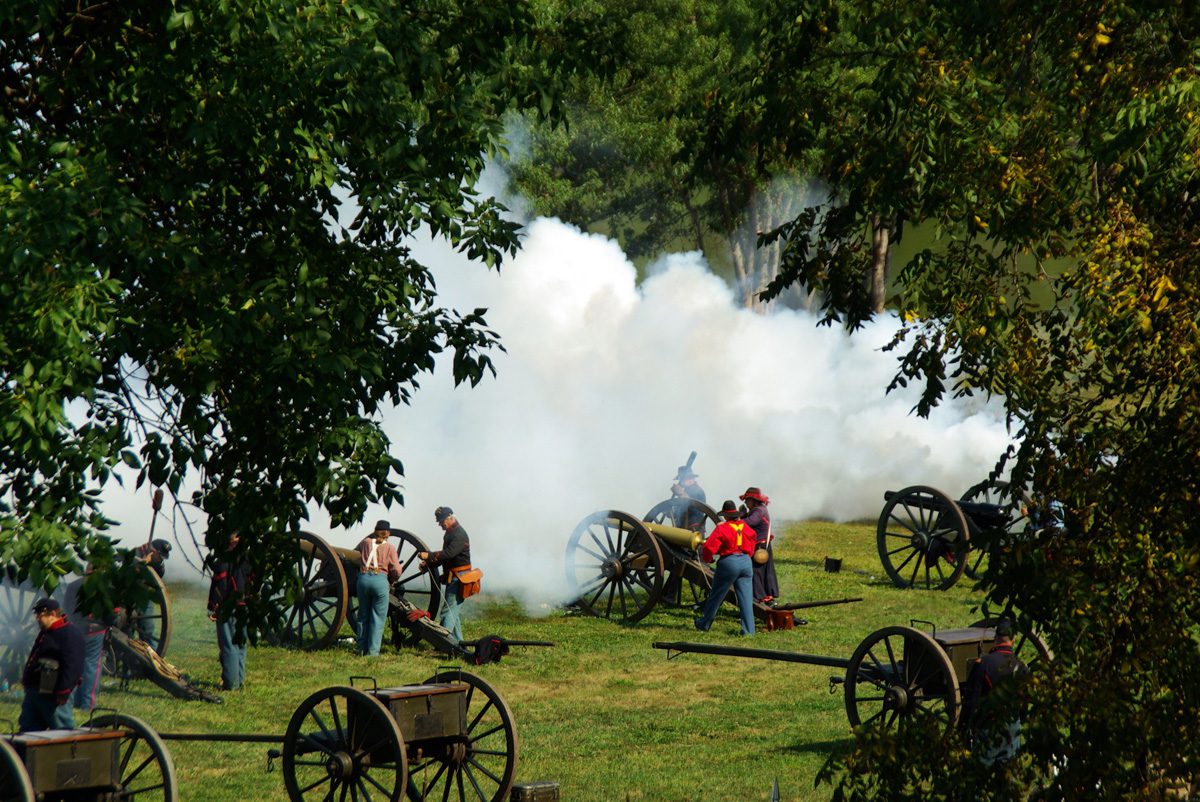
left=19, top=598, right=85, bottom=731
left=960, top=619, right=1029, bottom=765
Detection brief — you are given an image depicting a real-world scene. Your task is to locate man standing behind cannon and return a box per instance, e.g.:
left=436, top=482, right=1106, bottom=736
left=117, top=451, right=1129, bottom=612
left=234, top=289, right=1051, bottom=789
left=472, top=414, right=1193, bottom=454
left=670, top=461, right=707, bottom=532
left=419, top=506, right=477, bottom=643
left=693, top=501, right=756, bottom=635
left=355, top=520, right=403, bottom=656
left=741, top=487, right=780, bottom=605
left=208, top=532, right=251, bottom=690
left=960, top=619, right=1029, bottom=765
left=19, top=598, right=84, bottom=732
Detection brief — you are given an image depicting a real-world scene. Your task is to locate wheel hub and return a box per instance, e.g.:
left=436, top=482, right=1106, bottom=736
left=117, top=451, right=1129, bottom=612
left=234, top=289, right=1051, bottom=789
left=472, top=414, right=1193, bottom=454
left=325, top=751, right=355, bottom=780
left=884, top=685, right=910, bottom=713
left=910, top=532, right=929, bottom=551
left=601, top=558, right=624, bottom=580
left=446, top=741, right=469, bottom=765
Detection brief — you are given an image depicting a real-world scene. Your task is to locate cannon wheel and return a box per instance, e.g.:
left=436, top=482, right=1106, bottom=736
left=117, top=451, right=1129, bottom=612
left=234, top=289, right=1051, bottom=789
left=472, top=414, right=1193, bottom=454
left=282, top=686, right=407, bottom=802
left=0, top=577, right=40, bottom=686
left=566, top=510, right=665, bottom=624
left=969, top=617, right=1053, bottom=666
left=99, top=566, right=174, bottom=676
left=959, top=481, right=1033, bottom=581
left=91, top=712, right=179, bottom=801
left=844, top=625, right=960, bottom=731
left=0, top=738, right=33, bottom=802
left=644, top=498, right=720, bottom=608
left=273, top=531, right=350, bottom=650
left=416, top=670, right=518, bottom=802
left=876, top=486, right=969, bottom=590
left=128, top=565, right=172, bottom=657
left=383, top=529, right=441, bottom=648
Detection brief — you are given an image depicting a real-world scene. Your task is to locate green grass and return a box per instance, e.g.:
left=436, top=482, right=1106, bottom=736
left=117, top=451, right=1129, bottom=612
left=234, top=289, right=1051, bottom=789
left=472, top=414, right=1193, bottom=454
left=0, top=520, right=986, bottom=801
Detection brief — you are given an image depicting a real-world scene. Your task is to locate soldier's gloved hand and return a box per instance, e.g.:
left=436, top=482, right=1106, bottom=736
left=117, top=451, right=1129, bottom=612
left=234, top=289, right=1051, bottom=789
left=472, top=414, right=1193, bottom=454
left=406, top=608, right=430, bottom=622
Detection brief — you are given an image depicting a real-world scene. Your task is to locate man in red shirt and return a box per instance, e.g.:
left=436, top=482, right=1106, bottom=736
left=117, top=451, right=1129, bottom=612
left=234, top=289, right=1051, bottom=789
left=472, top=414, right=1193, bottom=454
left=693, top=500, right=756, bottom=635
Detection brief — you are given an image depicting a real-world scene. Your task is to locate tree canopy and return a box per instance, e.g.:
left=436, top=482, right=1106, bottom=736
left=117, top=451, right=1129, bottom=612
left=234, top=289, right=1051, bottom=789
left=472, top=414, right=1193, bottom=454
left=0, top=0, right=571, bottom=604
left=730, top=0, right=1200, bottom=797
left=509, top=0, right=811, bottom=308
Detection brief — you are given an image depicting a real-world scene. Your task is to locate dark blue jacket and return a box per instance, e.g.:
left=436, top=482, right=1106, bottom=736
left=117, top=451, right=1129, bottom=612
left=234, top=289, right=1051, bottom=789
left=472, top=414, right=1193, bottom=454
left=22, top=617, right=85, bottom=698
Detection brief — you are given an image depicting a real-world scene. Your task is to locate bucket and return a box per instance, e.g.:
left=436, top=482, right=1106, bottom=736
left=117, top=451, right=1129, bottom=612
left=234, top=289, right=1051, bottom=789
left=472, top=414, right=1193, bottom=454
left=824, top=556, right=842, bottom=573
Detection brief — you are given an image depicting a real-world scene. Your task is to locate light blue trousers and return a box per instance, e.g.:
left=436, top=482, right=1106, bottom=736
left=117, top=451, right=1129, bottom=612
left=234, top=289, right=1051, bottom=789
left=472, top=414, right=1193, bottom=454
left=356, top=572, right=390, bottom=655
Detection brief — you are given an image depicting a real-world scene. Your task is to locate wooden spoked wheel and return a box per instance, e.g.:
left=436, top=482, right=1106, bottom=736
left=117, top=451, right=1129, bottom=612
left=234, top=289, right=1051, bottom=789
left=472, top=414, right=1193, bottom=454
left=643, top=497, right=719, bottom=534
left=127, top=566, right=173, bottom=658
left=959, top=481, right=1033, bottom=581
left=0, top=738, right=33, bottom=802
left=416, top=671, right=519, bottom=802
left=388, top=528, right=440, bottom=622
left=876, top=486, right=969, bottom=590
left=273, top=532, right=349, bottom=650
left=282, top=686, right=407, bottom=802
left=844, top=625, right=961, bottom=731
left=644, top=498, right=720, bottom=608
left=91, top=713, right=179, bottom=801
left=99, top=565, right=174, bottom=676
left=969, top=617, right=1053, bottom=666
left=566, top=510, right=665, bottom=624
left=0, top=577, right=40, bottom=686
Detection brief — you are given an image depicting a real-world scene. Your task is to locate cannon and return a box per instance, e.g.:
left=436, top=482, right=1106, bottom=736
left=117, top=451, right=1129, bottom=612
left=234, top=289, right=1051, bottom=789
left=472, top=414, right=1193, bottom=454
left=155, top=670, right=519, bottom=802
left=270, top=528, right=440, bottom=650
left=876, top=482, right=1032, bottom=590
left=0, top=564, right=173, bottom=687
left=566, top=500, right=854, bottom=626
left=655, top=617, right=1050, bottom=732
left=1, top=713, right=177, bottom=801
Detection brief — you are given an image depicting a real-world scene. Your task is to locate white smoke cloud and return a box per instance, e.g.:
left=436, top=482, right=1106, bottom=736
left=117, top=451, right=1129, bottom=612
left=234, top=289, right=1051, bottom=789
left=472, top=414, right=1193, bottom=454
left=95, top=206, right=1012, bottom=610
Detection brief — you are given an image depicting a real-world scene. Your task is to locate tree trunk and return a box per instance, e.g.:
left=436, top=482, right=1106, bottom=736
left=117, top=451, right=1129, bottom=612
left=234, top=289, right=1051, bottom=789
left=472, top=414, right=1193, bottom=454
left=869, top=215, right=892, bottom=313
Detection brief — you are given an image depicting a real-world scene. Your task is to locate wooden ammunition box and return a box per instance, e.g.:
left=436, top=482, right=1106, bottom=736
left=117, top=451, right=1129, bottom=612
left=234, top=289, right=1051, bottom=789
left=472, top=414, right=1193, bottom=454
left=933, top=627, right=993, bottom=681
left=511, top=780, right=561, bottom=801
left=12, top=729, right=122, bottom=793
left=375, top=684, right=467, bottom=742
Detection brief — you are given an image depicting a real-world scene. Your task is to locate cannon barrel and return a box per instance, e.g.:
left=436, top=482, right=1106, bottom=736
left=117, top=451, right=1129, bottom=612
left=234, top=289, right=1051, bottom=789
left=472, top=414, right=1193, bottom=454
left=771, top=597, right=863, bottom=612
left=639, top=520, right=703, bottom=551
left=653, top=640, right=852, bottom=671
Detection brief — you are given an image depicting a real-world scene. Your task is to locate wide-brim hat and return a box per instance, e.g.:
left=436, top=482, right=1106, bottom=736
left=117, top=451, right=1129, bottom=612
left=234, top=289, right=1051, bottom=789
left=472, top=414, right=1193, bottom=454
left=739, top=487, right=769, bottom=504
left=718, top=500, right=740, bottom=520
left=675, top=465, right=698, bottom=480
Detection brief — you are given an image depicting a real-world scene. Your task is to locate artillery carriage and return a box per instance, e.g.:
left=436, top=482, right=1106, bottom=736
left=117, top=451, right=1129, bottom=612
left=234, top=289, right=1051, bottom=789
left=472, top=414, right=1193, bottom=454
left=0, top=713, right=177, bottom=801
left=150, top=669, right=518, bottom=802
left=876, top=482, right=1032, bottom=590
left=567, top=499, right=857, bottom=626
left=655, top=617, right=1050, bottom=732
left=271, top=528, right=441, bottom=651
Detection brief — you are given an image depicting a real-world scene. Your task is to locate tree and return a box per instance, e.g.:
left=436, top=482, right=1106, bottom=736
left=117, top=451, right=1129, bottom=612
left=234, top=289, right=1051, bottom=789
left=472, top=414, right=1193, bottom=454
left=509, top=0, right=806, bottom=309
left=0, top=0, right=570, bottom=611
left=732, top=0, right=1200, bottom=797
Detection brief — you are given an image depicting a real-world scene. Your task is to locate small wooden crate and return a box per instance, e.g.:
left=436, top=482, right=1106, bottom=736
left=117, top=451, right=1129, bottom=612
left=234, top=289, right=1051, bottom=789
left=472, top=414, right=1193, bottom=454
left=511, top=780, right=561, bottom=801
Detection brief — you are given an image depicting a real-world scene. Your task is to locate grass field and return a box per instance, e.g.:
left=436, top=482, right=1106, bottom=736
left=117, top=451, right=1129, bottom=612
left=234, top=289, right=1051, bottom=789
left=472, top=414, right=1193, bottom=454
left=0, top=519, right=987, bottom=801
